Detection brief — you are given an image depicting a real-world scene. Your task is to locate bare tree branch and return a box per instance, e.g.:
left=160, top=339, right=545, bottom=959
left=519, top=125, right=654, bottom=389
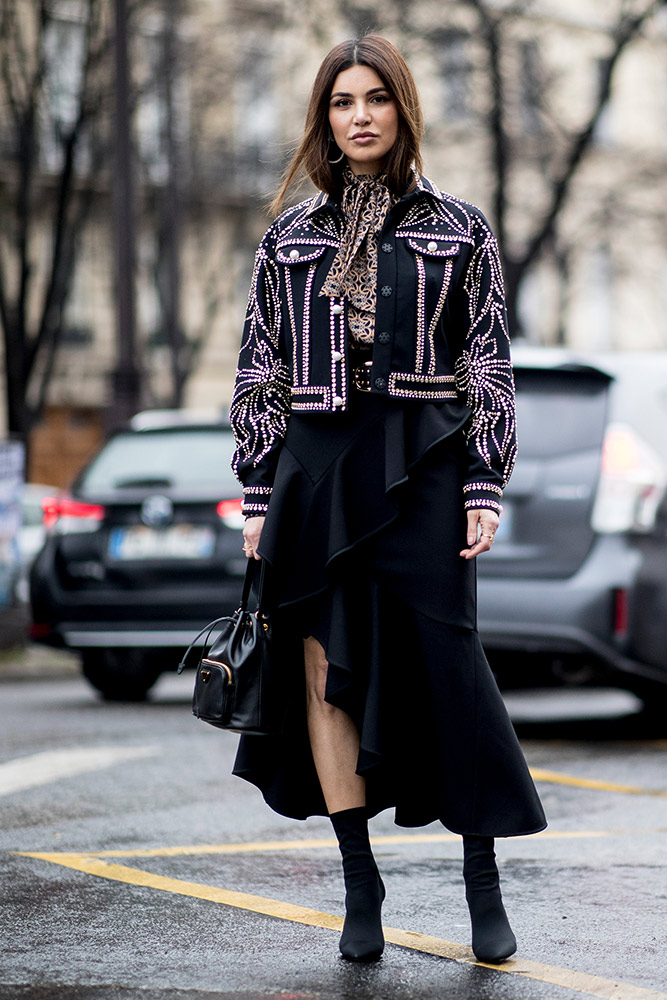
left=0, top=240, right=12, bottom=356
left=460, top=0, right=511, bottom=248
left=0, top=2, right=22, bottom=128
left=513, top=0, right=667, bottom=287
left=0, top=0, right=118, bottom=437
left=0, top=0, right=38, bottom=122
left=29, top=0, right=100, bottom=377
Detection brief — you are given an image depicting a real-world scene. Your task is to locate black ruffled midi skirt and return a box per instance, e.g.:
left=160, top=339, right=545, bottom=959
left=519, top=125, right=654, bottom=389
left=233, top=391, right=546, bottom=837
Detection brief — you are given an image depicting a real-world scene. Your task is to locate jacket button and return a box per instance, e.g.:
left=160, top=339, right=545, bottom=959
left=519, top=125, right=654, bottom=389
left=374, top=377, right=387, bottom=390
left=427, top=240, right=438, bottom=252
left=381, top=286, right=392, bottom=297
left=331, top=303, right=344, bottom=315
left=289, top=249, right=300, bottom=260
left=381, top=243, right=393, bottom=253
left=332, top=350, right=343, bottom=362
left=332, top=395, right=344, bottom=407
left=377, top=331, right=391, bottom=344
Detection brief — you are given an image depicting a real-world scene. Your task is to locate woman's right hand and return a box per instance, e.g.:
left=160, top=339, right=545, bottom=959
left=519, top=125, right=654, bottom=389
left=242, top=516, right=265, bottom=561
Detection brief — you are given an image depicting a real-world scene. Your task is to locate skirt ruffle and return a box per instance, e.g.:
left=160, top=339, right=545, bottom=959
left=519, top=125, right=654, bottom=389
left=233, top=392, right=546, bottom=837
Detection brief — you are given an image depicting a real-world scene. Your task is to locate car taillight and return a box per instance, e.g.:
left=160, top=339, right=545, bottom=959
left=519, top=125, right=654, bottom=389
left=591, top=424, right=667, bottom=533
left=613, top=588, right=629, bottom=639
left=30, top=623, right=52, bottom=640
left=42, top=494, right=105, bottom=533
left=216, top=498, right=244, bottom=529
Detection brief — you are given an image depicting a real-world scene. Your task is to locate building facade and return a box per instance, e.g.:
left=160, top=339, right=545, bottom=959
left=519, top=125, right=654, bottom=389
left=1, top=0, right=666, bottom=483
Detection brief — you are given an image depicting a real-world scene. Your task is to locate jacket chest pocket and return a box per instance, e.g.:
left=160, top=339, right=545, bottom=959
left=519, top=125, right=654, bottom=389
left=276, top=244, right=331, bottom=295
left=276, top=242, right=331, bottom=386
left=402, top=237, right=461, bottom=375
left=276, top=244, right=330, bottom=267
left=276, top=242, right=329, bottom=327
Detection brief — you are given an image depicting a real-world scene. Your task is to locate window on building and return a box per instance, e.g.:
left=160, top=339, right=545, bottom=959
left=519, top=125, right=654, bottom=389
left=233, top=36, right=280, bottom=190
left=137, top=24, right=168, bottom=183
left=519, top=41, right=543, bottom=134
left=593, top=58, right=613, bottom=146
left=60, top=243, right=97, bottom=349
left=136, top=14, right=190, bottom=185
left=579, top=245, right=613, bottom=350
left=435, top=30, right=471, bottom=124
left=41, top=12, right=88, bottom=172
left=137, top=232, right=163, bottom=345
left=60, top=325, right=94, bottom=346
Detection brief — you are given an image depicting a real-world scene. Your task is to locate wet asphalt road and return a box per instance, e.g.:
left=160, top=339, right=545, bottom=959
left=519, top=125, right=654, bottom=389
left=1, top=656, right=667, bottom=1000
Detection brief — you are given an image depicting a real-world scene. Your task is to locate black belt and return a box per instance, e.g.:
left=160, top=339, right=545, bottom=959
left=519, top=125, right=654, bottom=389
left=350, top=360, right=373, bottom=392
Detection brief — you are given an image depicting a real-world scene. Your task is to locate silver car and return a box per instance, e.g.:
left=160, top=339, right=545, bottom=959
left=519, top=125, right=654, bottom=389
left=477, top=347, right=667, bottom=705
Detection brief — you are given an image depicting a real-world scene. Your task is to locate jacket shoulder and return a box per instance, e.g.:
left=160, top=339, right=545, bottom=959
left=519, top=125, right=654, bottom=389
left=255, top=199, right=312, bottom=251
left=274, top=197, right=316, bottom=230
left=410, top=178, right=497, bottom=244
left=258, top=196, right=338, bottom=251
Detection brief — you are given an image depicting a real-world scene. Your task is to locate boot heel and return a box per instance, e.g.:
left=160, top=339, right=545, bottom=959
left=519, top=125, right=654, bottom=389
left=340, top=872, right=385, bottom=961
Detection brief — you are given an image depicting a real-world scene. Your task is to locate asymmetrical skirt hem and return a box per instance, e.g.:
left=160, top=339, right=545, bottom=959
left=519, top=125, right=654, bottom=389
left=233, top=392, right=547, bottom=838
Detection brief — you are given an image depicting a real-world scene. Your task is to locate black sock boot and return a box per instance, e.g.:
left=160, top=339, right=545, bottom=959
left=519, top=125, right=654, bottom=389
left=462, top=835, right=517, bottom=963
left=330, top=806, right=385, bottom=961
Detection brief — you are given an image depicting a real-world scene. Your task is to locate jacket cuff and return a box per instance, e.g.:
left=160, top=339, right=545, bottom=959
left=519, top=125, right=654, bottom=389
left=241, top=486, right=272, bottom=516
left=463, top=481, right=503, bottom=514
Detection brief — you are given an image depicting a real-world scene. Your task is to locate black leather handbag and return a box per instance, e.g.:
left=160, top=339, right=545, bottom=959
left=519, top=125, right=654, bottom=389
left=177, top=560, right=285, bottom=735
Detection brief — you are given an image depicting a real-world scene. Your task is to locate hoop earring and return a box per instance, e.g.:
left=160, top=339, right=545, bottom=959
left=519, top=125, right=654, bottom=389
left=328, top=134, right=345, bottom=164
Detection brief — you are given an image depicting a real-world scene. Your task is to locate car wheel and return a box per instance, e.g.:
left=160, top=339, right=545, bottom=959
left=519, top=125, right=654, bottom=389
left=81, top=649, right=162, bottom=701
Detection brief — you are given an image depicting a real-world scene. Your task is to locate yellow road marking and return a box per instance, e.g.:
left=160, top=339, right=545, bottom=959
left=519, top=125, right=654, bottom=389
left=530, top=768, right=667, bottom=798
left=18, top=850, right=667, bottom=1000
left=42, top=828, right=663, bottom=860
left=20, top=852, right=342, bottom=930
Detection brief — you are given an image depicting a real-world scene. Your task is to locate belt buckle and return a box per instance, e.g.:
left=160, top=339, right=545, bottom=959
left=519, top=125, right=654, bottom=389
left=352, top=361, right=372, bottom=392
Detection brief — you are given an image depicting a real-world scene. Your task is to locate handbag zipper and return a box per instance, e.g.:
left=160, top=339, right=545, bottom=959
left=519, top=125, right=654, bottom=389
left=200, top=659, right=233, bottom=685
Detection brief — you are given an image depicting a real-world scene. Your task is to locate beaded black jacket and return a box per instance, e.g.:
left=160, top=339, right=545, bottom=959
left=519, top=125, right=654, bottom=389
left=230, top=176, right=516, bottom=517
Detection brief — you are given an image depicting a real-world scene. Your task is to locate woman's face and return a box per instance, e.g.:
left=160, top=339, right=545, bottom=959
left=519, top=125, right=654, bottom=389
left=328, top=64, right=399, bottom=175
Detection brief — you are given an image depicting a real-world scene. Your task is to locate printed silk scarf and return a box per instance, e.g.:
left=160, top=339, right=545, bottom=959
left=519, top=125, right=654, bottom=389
left=320, top=167, right=397, bottom=344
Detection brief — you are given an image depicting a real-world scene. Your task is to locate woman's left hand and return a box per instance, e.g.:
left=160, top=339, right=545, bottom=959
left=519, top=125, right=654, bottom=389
left=242, top=515, right=265, bottom=561
left=459, top=509, right=500, bottom=560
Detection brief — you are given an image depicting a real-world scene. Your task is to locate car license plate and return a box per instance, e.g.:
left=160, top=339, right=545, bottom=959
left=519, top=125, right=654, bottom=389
left=108, top=525, right=215, bottom=561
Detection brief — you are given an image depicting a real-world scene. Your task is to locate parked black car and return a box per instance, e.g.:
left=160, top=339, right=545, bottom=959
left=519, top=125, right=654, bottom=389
left=478, top=347, right=667, bottom=704
left=31, top=352, right=667, bottom=705
left=30, top=410, right=246, bottom=699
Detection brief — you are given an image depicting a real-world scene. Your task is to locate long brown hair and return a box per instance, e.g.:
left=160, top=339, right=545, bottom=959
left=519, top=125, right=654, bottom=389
left=270, top=35, right=424, bottom=216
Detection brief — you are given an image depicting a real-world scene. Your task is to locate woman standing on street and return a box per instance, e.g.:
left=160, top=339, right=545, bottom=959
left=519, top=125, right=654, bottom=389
left=229, top=34, right=546, bottom=965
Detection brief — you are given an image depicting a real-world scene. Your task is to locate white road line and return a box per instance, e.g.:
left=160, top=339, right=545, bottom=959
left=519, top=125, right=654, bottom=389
left=0, top=746, right=158, bottom=797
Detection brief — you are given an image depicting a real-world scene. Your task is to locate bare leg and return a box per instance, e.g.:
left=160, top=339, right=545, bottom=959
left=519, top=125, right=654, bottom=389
left=303, top=635, right=365, bottom=813
left=304, top=636, right=384, bottom=960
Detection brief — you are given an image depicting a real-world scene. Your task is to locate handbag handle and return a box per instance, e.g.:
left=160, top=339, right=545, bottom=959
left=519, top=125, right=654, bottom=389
left=239, top=557, right=267, bottom=611
left=177, top=559, right=268, bottom=674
